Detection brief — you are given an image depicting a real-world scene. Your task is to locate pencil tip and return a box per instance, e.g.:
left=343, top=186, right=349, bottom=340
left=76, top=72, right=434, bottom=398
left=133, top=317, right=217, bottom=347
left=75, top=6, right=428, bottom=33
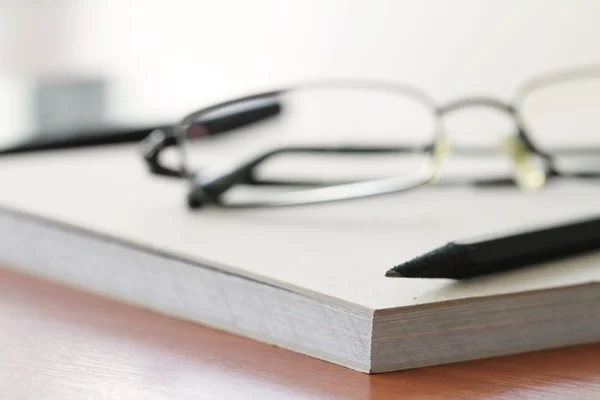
left=386, top=244, right=470, bottom=279
left=385, top=268, right=403, bottom=278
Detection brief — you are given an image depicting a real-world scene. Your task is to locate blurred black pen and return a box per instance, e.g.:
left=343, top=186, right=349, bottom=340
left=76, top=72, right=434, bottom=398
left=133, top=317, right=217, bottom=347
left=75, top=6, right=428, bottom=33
left=0, top=98, right=281, bottom=155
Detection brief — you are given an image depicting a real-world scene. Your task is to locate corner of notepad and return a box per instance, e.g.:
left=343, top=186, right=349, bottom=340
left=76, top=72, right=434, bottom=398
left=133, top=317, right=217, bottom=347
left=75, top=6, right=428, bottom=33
left=366, top=280, right=600, bottom=373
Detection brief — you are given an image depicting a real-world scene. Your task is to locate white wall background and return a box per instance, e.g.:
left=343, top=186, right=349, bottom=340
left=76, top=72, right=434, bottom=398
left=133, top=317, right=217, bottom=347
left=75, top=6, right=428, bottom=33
left=1, top=0, right=600, bottom=136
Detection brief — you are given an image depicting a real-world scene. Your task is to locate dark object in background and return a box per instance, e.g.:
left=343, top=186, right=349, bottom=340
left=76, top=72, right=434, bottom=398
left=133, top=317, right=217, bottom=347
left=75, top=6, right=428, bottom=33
left=0, top=97, right=281, bottom=156
left=0, top=125, right=163, bottom=155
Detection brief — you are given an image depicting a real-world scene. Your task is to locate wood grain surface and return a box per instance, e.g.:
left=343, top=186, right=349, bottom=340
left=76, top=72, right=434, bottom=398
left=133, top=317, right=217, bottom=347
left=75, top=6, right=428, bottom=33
left=1, top=266, right=599, bottom=400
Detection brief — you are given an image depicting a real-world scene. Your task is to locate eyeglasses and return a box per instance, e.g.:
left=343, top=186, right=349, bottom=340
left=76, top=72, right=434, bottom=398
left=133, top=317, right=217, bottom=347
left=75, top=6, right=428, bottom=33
left=141, top=66, right=600, bottom=209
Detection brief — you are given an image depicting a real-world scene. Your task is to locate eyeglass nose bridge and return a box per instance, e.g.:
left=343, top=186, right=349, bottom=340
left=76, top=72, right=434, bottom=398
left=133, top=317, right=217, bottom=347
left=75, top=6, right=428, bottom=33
left=438, top=96, right=516, bottom=117
left=434, top=96, right=547, bottom=191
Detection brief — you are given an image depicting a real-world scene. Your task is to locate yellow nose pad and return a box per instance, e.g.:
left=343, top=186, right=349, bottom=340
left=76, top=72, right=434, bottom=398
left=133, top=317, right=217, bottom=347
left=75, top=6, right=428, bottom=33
left=500, top=136, right=546, bottom=191
left=427, top=134, right=452, bottom=183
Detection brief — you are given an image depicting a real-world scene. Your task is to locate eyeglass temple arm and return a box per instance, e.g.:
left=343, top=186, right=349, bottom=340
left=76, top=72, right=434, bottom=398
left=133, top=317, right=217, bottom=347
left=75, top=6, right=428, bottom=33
left=194, top=146, right=600, bottom=199
left=196, top=142, right=544, bottom=191
left=141, top=99, right=282, bottom=178
left=188, top=144, right=431, bottom=206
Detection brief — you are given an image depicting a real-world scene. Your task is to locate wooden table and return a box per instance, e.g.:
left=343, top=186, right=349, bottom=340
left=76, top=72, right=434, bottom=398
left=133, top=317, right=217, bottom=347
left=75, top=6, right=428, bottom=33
left=1, top=267, right=599, bottom=399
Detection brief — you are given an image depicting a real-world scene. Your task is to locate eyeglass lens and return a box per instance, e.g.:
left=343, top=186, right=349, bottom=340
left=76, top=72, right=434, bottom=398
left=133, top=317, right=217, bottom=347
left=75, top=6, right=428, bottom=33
left=180, top=85, right=438, bottom=203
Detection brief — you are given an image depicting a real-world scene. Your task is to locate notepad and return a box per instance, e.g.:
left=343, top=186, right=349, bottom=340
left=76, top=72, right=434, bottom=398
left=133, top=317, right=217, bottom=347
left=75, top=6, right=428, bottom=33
left=0, top=144, right=599, bottom=373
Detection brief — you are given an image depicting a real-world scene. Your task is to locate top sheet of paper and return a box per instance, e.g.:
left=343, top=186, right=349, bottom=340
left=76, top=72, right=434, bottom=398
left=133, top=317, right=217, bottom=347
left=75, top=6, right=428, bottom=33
left=0, top=143, right=598, bottom=310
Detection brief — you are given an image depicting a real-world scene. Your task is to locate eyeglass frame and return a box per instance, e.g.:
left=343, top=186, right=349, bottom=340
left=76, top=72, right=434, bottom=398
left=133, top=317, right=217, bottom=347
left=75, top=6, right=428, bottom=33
left=141, top=66, right=600, bottom=209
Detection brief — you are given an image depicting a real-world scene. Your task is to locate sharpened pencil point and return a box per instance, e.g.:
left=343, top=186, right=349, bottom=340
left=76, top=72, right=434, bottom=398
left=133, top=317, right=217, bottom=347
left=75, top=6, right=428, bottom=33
left=386, top=244, right=471, bottom=279
left=385, top=268, right=403, bottom=278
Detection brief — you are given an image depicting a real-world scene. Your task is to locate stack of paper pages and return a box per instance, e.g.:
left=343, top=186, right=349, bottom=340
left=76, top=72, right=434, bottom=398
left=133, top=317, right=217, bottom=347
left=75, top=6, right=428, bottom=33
left=0, top=144, right=598, bottom=373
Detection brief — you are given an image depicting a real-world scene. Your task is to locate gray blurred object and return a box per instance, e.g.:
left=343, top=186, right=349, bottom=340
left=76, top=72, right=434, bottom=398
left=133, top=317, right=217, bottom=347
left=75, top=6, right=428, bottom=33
left=0, top=1, right=168, bottom=154
left=33, top=77, right=108, bottom=136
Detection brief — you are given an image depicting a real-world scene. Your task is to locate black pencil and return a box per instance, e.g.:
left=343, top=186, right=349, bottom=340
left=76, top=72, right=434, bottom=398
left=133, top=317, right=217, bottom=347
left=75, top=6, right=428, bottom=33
left=385, top=215, right=600, bottom=279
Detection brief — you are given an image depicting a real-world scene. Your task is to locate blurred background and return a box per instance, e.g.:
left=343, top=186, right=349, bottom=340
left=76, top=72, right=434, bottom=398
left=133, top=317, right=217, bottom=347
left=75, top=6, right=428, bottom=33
left=1, top=0, right=600, bottom=150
